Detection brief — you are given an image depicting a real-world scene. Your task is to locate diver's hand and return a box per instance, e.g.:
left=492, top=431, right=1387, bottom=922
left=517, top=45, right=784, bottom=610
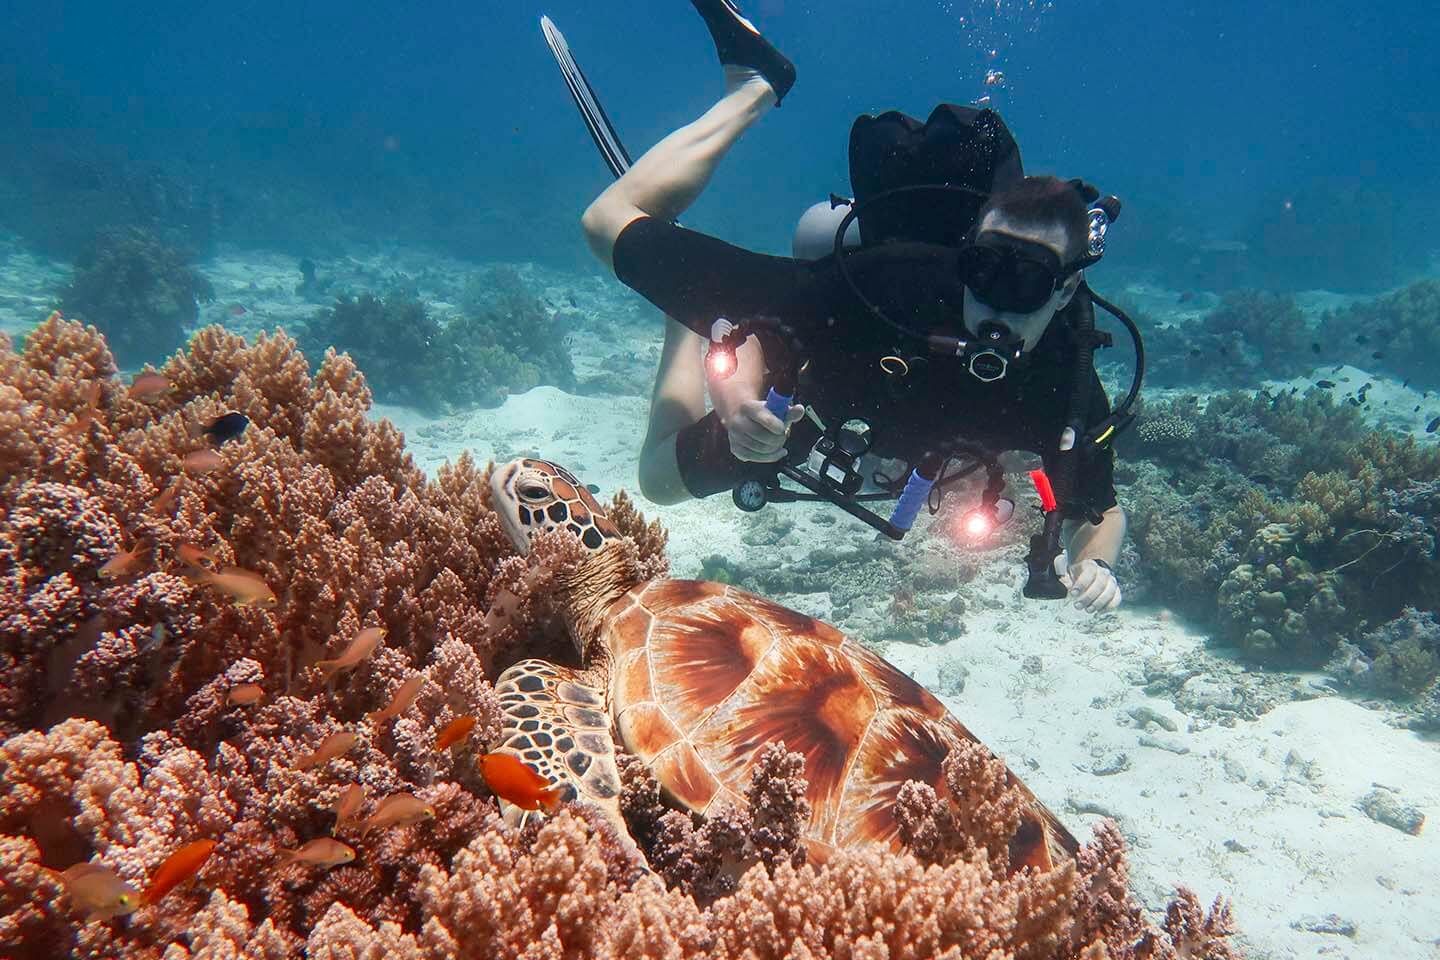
left=1053, top=553, right=1122, bottom=613
left=723, top=398, right=804, bottom=463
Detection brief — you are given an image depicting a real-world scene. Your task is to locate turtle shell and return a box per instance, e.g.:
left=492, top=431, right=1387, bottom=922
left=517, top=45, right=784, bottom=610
left=603, top=579, right=1076, bottom=866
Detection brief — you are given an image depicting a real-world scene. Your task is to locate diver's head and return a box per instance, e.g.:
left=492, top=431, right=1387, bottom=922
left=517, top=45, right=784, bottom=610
left=958, top=176, right=1090, bottom=352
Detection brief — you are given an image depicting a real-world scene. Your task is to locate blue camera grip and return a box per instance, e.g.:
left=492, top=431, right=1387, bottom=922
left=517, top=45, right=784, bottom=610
left=765, top=387, right=792, bottom=421
left=888, top=469, right=935, bottom=531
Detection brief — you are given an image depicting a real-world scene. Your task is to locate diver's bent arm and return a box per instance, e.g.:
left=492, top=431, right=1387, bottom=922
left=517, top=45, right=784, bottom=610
left=1062, top=505, right=1127, bottom=567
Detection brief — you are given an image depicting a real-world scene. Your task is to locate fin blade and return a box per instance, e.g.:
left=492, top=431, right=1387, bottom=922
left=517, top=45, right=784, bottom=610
left=540, top=15, right=633, bottom=179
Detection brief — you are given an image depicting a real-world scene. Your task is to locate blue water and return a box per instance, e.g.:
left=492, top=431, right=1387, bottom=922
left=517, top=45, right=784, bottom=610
left=6, top=0, right=1438, bottom=287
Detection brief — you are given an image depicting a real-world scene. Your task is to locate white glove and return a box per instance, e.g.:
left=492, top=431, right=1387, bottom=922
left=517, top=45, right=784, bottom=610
left=1053, top=552, right=1122, bottom=613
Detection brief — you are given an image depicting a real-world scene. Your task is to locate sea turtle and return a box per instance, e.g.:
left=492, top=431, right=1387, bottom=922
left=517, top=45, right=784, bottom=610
left=487, top=457, right=1077, bottom=868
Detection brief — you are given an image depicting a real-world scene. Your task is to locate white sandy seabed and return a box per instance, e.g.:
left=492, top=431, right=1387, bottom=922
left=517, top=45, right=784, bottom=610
left=380, top=384, right=1440, bottom=960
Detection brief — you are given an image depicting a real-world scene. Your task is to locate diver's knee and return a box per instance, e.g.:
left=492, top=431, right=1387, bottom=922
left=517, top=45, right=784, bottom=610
left=637, top=447, right=691, bottom=506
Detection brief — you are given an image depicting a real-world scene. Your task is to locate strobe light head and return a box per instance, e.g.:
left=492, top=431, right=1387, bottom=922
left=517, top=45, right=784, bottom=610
left=707, top=317, right=739, bottom=380
left=956, top=497, right=1015, bottom=542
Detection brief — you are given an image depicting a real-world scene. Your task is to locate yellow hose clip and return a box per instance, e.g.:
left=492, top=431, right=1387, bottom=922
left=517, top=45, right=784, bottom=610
left=879, top=355, right=910, bottom=377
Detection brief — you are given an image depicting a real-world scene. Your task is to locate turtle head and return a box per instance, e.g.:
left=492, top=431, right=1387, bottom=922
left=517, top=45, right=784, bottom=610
left=490, top=458, right=621, bottom=555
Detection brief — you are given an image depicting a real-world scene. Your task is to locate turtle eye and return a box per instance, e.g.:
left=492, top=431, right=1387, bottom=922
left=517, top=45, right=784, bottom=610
left=518, top=482, right=549, bottom=502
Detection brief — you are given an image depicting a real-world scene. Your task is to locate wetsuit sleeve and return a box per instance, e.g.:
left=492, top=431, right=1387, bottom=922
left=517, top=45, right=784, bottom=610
left=611, top=216, right=811, bottom=335
left=1070, top=374, right=1119, bottom=515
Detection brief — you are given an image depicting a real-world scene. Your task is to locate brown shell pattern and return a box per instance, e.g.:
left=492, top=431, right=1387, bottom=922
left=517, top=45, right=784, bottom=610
left=604, top=579, right=1076, bottom=864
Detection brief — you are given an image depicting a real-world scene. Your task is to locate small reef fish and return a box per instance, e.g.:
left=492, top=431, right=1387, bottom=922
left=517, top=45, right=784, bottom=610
left=203, top=411, right=250, bottom=445
left=332, top=784, right=366, bottom=830
left=1427, top=416, right=1440, bottom=434
left=99, top=542, right=150, bottom=579
left=1315, top=380, right=1336, bottom=389
left=434, top=715, right=478, bottom=751
left=366, top=674, right=424, bottom=722
left=227, top=683, right=265, bottom=706
left=360, top=792, right=437, bottom=832
left=278, top=838, right=355, bottom=869
left=152, top=476, right=183, bottom=514
left=64, top=382, right=104, bottom=436
left=52, top=862, right=140, bottom=923
left=177, top=542, right=223, bottom=569
left=182, top=449, right=224, bottom=475
left=477, top=753, right=564, bottom=813
left=127, top=372, right=172, bottom=400
left=229, top=303, right=248, bottom=317
left=316, top=626, right=386, bottom=679
left=142, top=839, right=217, bottom=905
left=198, top=567, right=277, bottom=607
left=296, top=731, right=358, bottom=770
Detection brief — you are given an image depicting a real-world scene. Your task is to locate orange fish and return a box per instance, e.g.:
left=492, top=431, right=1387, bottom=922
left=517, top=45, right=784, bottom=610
left=142, top=839, right=217, bottom=905
left=151, top=476, right=184, bottom=514
left=360, top=792, right=437, bottom=832
left=316, top=626, right=386, bottom=679
left=51, top=862, right=140, bottom=923
left=127, top=372, right=172, bottom=400
left=64, top=381, right=104, bottom=436
left=198, top=567, right=277, bottom=607
left=182, top=449, right=224, bottom=475
left=332, top=783, right=365, bottom=830
left=296, top=731, right=358, bottom=770
left=434, top=715, right=478, bottom=751
left=226, top=683, right=264, bottom=706
left=278, top=838, right=354, bottom=869
left=366, top=674, right=424, bottom=722
left=99, top=541, right=151, bottom=579
left=177, top=542, right=222, bottom=569
left=477, top=753, right=564, bottom=813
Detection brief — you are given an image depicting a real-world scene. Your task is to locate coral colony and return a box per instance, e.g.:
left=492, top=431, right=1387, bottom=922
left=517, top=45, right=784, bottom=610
left=1, top=314, right=1236, bottom=957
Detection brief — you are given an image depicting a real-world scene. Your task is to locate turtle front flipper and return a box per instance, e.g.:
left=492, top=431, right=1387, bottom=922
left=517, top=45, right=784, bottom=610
left=493, top=659, right=639, bottom=856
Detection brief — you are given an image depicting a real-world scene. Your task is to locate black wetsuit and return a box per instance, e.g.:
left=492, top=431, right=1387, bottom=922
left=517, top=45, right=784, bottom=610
left=613, top=216, right=1118, bottom=513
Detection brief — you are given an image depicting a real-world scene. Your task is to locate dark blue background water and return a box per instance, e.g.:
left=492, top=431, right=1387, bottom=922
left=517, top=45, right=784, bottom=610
left=4, top=0, right=1438, bottom=290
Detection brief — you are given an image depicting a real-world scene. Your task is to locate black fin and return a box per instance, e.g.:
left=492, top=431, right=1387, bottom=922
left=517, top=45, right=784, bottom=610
left=540, top=15, right=633, bottom=179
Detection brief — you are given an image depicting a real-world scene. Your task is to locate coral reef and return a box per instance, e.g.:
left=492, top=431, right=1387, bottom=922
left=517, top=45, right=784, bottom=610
left=1317, top=278, right=1440, bottom=390
left=1122, top=389, right=1440, bottom=676
left=1327, top=607, right=1440, bottom=698
left=1143, top=292, right=1311, bottom=388
left=297, top=292, right=445, bottom=410
left=299, top=268, right=574, bottom=413
left=57, top=228, right=215, bottom=368
left=0, top=314, right=1236, bottom=957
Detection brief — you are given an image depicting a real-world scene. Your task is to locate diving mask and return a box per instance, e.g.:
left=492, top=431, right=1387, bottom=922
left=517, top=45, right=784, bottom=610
left=956, top=233, right=1089, bottom=314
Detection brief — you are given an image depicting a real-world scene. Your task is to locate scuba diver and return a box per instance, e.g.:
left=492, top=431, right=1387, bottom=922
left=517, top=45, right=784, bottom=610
left=573, top=0, right=1136, bottom=614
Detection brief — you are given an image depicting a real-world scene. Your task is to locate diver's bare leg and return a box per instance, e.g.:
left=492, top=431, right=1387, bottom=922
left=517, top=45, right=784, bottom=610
left=581, top=78, right=776, bottom=269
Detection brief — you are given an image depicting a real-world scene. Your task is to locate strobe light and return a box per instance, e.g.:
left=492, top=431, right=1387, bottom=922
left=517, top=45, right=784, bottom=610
left=707, top=317, right=739, bottom=379
left=706, top=343, right=736, bottom=378
left=956, top=497, right=1015, bottom=542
